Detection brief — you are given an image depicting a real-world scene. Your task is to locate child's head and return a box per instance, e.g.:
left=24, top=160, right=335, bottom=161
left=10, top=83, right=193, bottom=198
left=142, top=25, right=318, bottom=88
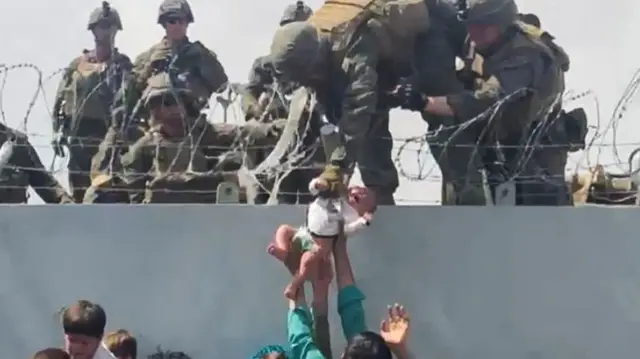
left=252, top=345, right=288, bottom=359
left=103, top=329, right=137, bottom=359
left=32, top=348, right=70, bottom=359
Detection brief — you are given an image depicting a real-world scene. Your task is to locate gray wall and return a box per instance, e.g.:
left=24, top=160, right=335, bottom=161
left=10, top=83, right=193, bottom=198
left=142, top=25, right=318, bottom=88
left=2, top=205, right=640, bottom=359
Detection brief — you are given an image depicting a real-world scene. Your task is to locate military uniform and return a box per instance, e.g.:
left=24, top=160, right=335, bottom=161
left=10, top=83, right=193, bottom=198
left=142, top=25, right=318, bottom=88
left=268, top=0, right=429, bottom=204
left=242, top=1, right=312, bottom=118
left=0, top=124, right=72, bottom=203
left=412, top=0, right=486, bottom=205
left=241, top=3, right=322, bottom=204
left=117, top=73, right=283, bottom=203
left=52, top=3, right=131, bottom=203
left=396, top=0, right=572, bottom=205
left=111, top=0, right=228, bottom=129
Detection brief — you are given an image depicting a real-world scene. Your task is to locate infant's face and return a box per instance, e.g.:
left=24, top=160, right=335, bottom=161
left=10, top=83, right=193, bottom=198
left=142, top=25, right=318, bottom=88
left=347, top=186, right=367, bottom=207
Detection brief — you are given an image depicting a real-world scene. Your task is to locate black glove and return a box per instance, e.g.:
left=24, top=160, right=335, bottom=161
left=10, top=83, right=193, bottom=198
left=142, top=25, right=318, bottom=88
left=51, top=132, right=66, bottom=157
left=390, top=81, right=426, bottom=112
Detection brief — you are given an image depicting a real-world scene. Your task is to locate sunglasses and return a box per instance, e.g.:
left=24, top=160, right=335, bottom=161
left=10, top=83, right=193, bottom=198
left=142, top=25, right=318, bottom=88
left=165, top=17, right=186, bottom=25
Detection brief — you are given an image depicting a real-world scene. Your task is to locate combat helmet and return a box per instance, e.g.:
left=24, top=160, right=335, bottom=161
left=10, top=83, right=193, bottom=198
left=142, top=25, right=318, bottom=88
left=279, top=1, right=313, bottom=25
left=88, top=1, right=122, bottom=30
left=158, top=0, right=194, bottom=24
left=463, top=0, right=518, bottom=26
left=269, top=22, right=321, bottom=81
left=142, top=73, right=193, bottom=106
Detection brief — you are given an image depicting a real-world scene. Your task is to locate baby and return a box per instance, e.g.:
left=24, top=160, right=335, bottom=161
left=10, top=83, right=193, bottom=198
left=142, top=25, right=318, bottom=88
left=268, top=176, right=374, bottom=299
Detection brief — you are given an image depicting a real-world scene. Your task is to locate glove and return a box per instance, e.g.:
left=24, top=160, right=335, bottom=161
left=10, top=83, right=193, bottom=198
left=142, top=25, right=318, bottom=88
left=319, top=164, right=343, bottom=192
left=51, top=132, right=67, bottom=157
left=456, top=52, right=484, bottom=88
left=390, top=82, right=426, bottom=111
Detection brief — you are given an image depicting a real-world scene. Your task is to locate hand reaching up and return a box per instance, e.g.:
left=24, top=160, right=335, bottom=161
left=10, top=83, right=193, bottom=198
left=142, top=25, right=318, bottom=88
left=380, top=303, right=410, bottom=355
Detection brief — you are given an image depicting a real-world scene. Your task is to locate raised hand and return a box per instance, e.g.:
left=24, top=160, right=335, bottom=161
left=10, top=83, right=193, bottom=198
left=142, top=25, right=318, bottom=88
left=379, top=303, right=410, bottom=347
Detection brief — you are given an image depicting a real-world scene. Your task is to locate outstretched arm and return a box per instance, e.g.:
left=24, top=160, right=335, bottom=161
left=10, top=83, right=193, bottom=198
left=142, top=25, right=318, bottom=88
left=288, top=280, right=326, bottom=359
left=334, top=232, right=367, bottom=340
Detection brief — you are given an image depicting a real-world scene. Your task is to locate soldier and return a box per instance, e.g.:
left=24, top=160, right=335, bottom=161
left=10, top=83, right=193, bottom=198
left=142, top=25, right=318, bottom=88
left=267, top=0, right=430, bottom=205
left=393, top=0, right=572, bottom=205
left=112, top=0, right=228, bottom=131
left=119, top=73, right=283, bottom=204
left=242, top=1, right=313, bottom=119
left=412, top=0, right=488, bottom=205
left=0, top=124, right=73, bottom=203
left=241, top=1, right=321, bottom=204
left=51, top=2, right=131, bottom=203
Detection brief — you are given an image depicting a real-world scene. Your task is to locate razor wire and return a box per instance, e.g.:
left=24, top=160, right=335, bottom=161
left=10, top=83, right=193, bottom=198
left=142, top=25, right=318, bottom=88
left=0, top=61, right=640, bottom=204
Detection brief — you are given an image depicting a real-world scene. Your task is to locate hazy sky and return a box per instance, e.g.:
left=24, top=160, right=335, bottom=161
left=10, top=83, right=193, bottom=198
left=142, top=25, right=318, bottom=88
left=0, top=0, right=638, bottom=204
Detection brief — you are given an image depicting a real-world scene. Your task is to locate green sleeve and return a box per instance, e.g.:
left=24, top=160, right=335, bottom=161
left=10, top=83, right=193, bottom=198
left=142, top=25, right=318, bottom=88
left=337, top=285, right=367, bottom=340
left=288, top=306, right=326, bottom=359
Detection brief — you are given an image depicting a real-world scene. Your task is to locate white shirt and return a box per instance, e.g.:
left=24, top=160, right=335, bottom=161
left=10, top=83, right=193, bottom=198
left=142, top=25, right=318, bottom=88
left=306, top=179, right=369, bottom=237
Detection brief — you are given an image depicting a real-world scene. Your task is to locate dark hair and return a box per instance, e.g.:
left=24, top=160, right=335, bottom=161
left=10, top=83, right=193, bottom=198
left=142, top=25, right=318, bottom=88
left=62, top=300, right=107, bottom=338
left=343, top=331, right=392, bottom=359
left=32, top=348, right=70, bottom=359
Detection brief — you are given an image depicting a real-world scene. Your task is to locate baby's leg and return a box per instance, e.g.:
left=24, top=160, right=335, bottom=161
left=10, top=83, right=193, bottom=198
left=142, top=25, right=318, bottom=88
left=267, top=224, right=296, bottom=262
left=284, top=238, right=333, bottom=299
left=285, top=249, right=321, bottom=300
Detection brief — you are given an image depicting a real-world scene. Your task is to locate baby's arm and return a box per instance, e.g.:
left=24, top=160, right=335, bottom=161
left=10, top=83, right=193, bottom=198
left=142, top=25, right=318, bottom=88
left=343, top=201, right=370, bottom=235
left=308, top=178, right=322, bottom=196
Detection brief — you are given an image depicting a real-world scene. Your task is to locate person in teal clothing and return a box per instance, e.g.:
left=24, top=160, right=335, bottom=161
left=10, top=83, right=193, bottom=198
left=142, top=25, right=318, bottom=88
left=253, top=231, right=413, bottom=359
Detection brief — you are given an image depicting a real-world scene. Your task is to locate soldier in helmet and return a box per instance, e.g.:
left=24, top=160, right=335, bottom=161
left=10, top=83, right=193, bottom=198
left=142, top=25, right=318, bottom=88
left=393, top=0, right=572, bottom=205
left=0, top=123, right=73, bottom=203
left=410, top=1, right=488, bottom=205
left=111, top=0, right=228, bottom=132
left=267, top=0, right=430, bottom=205
left=117, top=73, right=284, bottom=203
left=241, top=1, right=313, bottom=120
left=51, top=1, right=132, bottom=203
left=240, top=1, right=323, bottom=204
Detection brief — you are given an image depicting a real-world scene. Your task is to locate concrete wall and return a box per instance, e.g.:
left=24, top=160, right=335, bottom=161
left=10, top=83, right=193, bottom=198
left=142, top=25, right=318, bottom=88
left=2, top=206, right=640, bottom=359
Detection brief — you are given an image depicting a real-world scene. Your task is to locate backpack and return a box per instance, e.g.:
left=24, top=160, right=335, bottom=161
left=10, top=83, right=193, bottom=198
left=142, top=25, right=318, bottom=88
left=307, top=0, right=430, bottom=63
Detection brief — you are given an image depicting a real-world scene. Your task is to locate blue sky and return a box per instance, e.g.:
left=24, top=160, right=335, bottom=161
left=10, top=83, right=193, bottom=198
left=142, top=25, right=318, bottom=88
left=1, top=0, right=638, bottom=204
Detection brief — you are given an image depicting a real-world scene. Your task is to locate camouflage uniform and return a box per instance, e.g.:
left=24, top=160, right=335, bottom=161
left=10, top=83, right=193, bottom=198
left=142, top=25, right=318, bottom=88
left=111, top=0, right=228, bottom=128
left=119, top=73, right=283, bottom=204
left=400, top=0, right=572, bottom=205
left=241, top=2, right=322, bottom=204
left=242, top=1, right=313, bottom=118
left=52, top=3, right=131, bottom=203
left=268, top=20, right=398, bottom=204
left=413, top=0, right=487, bottom=205
left=0, top=124, right=72, bottom=203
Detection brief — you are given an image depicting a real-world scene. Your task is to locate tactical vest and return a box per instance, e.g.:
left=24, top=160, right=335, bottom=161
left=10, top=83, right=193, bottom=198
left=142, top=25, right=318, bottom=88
left=483, top=25, right=566, bottom=136
left=141, top=40, right=213, bottom=105
left=307, top=0, right=430, bottom=64
left=61, top=53, right=122, bottom=120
